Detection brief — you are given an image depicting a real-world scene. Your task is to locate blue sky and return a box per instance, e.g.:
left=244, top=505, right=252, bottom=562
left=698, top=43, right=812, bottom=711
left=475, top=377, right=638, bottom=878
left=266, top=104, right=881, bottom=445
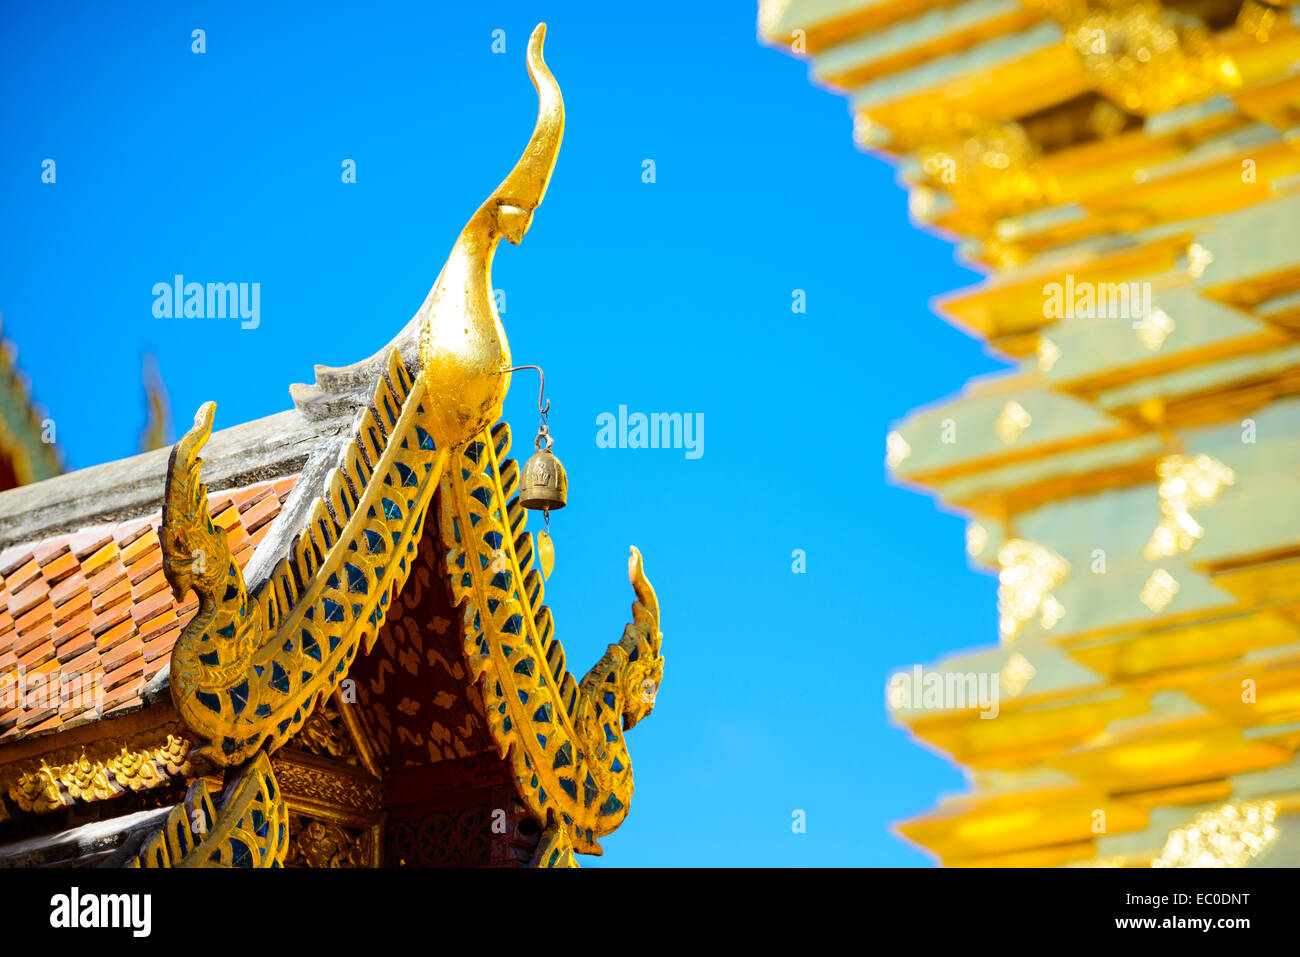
left=0, top=0, right=1013, bottom=865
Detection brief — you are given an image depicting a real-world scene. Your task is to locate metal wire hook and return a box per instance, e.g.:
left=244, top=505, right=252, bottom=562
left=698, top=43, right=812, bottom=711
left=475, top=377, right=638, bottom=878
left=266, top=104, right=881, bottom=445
left=503, top=364, right=550, bottom=415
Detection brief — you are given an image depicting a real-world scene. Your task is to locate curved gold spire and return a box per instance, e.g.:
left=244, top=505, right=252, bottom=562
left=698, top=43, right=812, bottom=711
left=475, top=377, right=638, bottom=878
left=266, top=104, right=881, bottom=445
left=417, top=22, right=565, bottom=451
left=495, top=23, right=565, bottom=211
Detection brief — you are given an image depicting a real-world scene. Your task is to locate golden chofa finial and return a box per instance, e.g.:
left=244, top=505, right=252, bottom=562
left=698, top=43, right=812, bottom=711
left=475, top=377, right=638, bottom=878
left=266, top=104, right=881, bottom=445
left=417, top=22, right=565, bottom=451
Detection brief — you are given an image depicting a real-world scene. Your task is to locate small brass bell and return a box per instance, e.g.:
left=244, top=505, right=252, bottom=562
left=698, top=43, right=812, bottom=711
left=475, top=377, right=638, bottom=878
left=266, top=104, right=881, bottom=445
left=520, top=426, right=567, bottom=511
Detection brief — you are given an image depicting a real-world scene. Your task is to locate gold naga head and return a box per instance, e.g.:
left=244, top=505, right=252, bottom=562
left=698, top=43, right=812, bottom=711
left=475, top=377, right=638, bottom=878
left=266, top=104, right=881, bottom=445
left=619, top=547, right=664, bottom=731
left=416, top=23, right=564, bottom=452
left=160, top=402, right=230, bottom=604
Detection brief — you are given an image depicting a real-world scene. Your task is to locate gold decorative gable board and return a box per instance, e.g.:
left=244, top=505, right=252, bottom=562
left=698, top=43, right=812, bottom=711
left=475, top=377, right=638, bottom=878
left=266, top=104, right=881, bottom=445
left=162, top=349, right=445, bottom=768
left=114, top=712, right=383, bottom=869
left=437, top=424, right=664, bottom=856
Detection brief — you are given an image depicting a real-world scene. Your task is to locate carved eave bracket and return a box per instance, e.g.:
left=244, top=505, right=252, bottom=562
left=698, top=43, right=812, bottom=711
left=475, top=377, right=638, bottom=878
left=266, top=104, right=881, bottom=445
left=437, top=424, right=665, bottom=856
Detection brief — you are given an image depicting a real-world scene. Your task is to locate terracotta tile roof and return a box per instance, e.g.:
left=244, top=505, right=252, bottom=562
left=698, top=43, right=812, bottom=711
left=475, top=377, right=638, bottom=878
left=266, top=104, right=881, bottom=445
left=0, top=476, right=297, bottom=746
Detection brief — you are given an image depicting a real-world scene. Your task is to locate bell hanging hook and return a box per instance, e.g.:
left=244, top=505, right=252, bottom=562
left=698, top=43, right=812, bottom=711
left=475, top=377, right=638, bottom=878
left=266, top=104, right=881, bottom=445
left=504, top=365, right=550, bottom=416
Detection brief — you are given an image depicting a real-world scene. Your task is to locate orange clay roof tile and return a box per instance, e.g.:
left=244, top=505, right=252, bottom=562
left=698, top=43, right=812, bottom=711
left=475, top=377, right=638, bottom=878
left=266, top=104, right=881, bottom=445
left=15, top=599, right=54, bottom=637
left=10, top=560, right=42, bottom=591
left=208, top=491, right=235, bottom=512
left=85, top=560, right=125, bottom=598
left=8, top=579, right=49, bottom=618
left=97, top=618, right=137, bottom=652
left=14, top=621, right=53, bottom=659
left=49, top=573, right=88, bottom=608
left=228, top=486, right=265, bottom=511
left=31, top=541, right=68, bottom=565
left=138, top=606, right=178, bottom=644
left=69, top=529, right=114, bottom=559
left=61, top=644, right=100, bottom=679
left=130, top=588, right=174, bottom=628
left=103, top=651, right=144, bottom=690
left=142, top=630, right=175, bottom=663
left=237, top=485, right=275, bottom=510
left=0, top=549, right=29, bottom=578
left=125, top=550, right=164, bottom=587
left=21, top=711, right=61, bottom=734
left=80, top=542, right=120, bottom=578
left=114, top=519, right=153, bottom=549
left=103, top=680, right=145, bottom=714
left=56, top=628, right=96, bottom=663
left=89, top=592, right=132, bottom=635
left=0, top=475, right=295, bottom=743
left=17, top=640, right=56, bottom=671
left=40, top=550, right=80, bottom=586
left=247, top=523, right=273, bottom=550
left=241, top=494, right=280, bottom=533
left=52, top=596, right=93, bottom=630
left=52, top=606, right=93, bottom=644
left=119, top=528, right=159, bottom=567
left=223, top=524, right=252, bottom=556
left=129, top=563, right=169, bottom=595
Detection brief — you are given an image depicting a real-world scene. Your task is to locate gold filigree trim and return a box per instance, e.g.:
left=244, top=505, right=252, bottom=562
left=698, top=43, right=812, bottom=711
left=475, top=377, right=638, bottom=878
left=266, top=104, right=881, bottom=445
left=2, top=726, right=191, bottom=814
left=296, top=698, right=358, bottom=765
left=271, top=755, right=382, bottom=815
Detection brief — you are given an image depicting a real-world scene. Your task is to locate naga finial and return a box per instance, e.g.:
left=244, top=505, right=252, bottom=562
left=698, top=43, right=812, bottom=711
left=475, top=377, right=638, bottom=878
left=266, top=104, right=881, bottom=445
left=617, top=546, right=663, bottom=731
left=417, top=22, right=564, bottom=451
left=161, top=401, right=227, bottom=604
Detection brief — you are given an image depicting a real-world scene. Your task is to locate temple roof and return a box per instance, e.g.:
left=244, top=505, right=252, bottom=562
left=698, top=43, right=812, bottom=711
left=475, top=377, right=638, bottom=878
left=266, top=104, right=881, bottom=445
left=0, top=316, right=62, bottom=490
left=0, top=476, right=292, bottom=743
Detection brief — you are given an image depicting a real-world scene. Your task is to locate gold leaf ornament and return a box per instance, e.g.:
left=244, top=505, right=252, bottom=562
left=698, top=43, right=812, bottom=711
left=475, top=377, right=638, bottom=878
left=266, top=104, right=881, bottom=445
left=537, top=529, right=555, bottom=580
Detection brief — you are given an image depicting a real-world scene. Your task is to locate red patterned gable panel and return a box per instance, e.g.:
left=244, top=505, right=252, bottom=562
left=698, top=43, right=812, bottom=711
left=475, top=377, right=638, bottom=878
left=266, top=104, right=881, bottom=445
left=0, top=476, right=298, bottom=744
